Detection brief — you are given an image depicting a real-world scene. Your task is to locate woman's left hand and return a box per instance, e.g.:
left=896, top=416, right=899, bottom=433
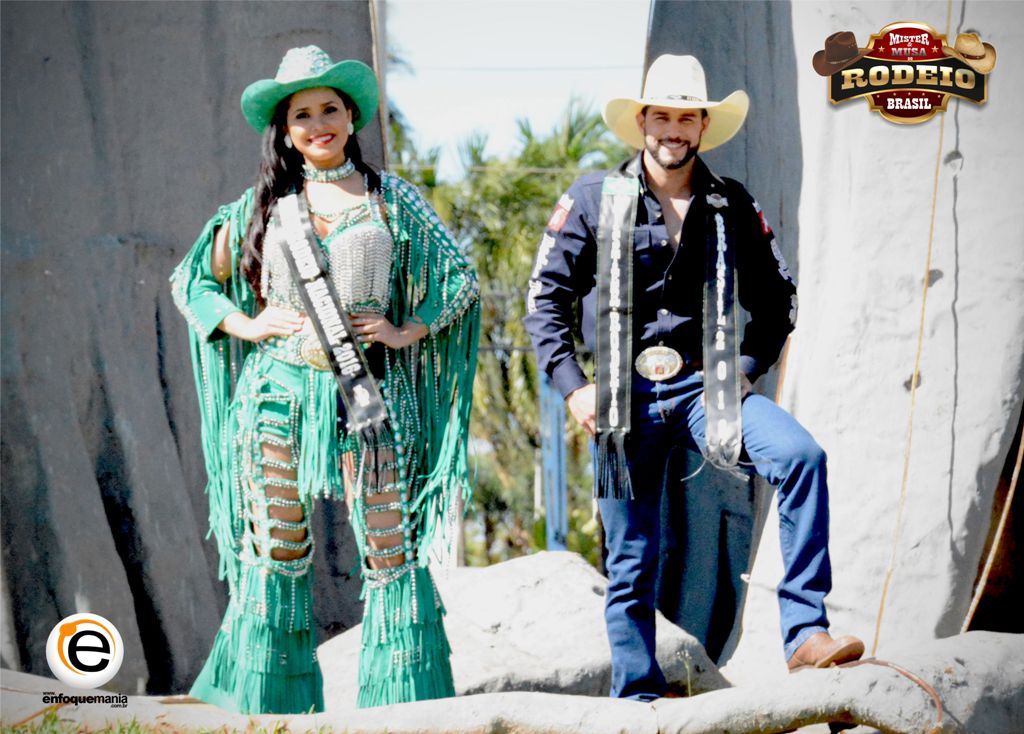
left=350, top=312, right=428, bottom=349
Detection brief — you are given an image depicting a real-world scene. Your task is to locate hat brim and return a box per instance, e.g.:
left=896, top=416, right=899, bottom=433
left=602, top=90, right=750, bottom=152
left=811, top=48, right=872, bottom=77
left=240, top=59, right=379, bottom=133
left=942, top=43, right=996, bottom=74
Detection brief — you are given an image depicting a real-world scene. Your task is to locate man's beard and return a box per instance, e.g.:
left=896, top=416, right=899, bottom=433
left=646, top=137, right=700, bottom=170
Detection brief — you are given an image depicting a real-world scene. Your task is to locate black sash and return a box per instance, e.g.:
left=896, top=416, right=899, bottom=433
left=701, top=192, right=743, bottom=470
left=593, top=158, right=743, bottom=499
left=594, top=157, right=641, bottom=500
left=272, top=193, right=391, bottom=441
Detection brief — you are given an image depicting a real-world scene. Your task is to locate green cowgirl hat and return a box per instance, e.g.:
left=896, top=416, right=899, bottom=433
left=240, top=45, right=379, bottom=133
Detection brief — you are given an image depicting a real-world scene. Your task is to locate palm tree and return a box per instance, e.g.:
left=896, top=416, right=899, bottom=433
left=431, top=100, right=630, bottom=564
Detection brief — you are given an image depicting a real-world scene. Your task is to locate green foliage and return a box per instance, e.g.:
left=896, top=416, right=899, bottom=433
left=389, top=99, right=629, bottom=566
left=388, top=104, right=442, bottom=194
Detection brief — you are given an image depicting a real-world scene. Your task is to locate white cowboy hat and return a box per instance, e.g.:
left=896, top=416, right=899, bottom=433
left=603, top=54, right=749, bottom=152
left=942, top=32, right=997, bottom=74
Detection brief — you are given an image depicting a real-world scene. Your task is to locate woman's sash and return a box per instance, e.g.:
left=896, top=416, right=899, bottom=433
left=271, top=193, right=390, bottom=437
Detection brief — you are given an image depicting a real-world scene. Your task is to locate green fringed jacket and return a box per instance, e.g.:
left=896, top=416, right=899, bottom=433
left=170, top=173, right=480, bottom=585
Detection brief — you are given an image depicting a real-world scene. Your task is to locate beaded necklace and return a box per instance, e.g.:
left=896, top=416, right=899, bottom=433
left=302, top=159, right=355, bottom=183
left=307, top=198, right=371, bottom=224
left=317, top=201, right=373, bottom=247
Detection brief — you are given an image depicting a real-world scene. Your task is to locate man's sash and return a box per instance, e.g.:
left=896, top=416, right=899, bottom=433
left=701, top=192, right=743, bottom=470
left=594, top=158, right=641, bottom=500
left=272, top=193, right=391, bottom=439
left=593, top=159, right=743, bottom=499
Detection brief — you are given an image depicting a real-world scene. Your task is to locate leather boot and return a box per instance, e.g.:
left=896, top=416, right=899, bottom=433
left=787, top=632, right=864, bottom=672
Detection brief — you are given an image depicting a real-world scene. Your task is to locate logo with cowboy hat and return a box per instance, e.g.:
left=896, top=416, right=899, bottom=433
left=813, top=22, right=995, bottom=124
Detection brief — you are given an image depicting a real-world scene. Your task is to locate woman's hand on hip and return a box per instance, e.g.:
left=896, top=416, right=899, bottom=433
left=220, top=307, right=305, bottom=342
left=350, top=312, right=427, bottom=349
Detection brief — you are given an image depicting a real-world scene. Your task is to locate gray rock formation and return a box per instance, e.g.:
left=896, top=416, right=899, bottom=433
left=0, top=2, right=381, bottom=692
left=644, top=0, right=1024, bottom=678
left=320, top=551, right=729, bottom=709
left=723, top=0, right=1024, bottom=682
left=4, top=632, right=1022, bottom=733
left=658, top=632, right=1024, bottom=734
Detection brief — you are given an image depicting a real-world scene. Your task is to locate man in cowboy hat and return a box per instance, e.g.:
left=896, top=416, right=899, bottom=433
left=524, top=54, right=863, bottom=700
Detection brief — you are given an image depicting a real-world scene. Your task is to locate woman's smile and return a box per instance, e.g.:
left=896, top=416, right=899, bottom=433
left=309, top=133, right=336, bottom=146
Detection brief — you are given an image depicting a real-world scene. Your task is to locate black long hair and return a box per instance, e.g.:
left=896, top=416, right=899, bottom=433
left=240, top=88, right=381, bottom=304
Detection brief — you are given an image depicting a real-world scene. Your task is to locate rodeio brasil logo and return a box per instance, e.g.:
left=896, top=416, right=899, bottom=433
left=46, top=614, right=124, bottom=688
left=813, top=23, right=996, bottom=124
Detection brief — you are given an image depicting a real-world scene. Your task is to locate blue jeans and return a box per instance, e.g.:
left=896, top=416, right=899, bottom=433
left=598, top=371, right=831, bottom=700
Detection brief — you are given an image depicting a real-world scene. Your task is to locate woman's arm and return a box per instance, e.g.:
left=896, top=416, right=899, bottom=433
left=348, top=312, right=427, bottom=349
left=211, top=224, right=233, bottom=284
left=170, top=197, right=251, bottom=340
left=389, top=176, right=480, bottom=337
left=218, top=308, right=304, bottom=342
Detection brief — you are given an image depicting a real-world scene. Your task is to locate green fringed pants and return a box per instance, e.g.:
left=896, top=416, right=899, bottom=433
left=190, top=350, right=454, bottom=714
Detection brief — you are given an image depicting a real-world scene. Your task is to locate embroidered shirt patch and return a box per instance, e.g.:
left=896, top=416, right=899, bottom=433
left=752, top=200, right=773, bottom=236
left=546, top=194, right=574, bottom=232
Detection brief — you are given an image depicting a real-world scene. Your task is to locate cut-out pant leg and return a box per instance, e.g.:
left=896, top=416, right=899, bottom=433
left=190, top=361, right=324, bottom=714
left=345, top=427, right=455, bottom=707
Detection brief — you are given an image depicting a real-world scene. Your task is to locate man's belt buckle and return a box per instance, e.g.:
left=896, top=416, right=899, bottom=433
left=299, top=337, right=331, bottom=371
left=635, top=346, right=684, bottom=382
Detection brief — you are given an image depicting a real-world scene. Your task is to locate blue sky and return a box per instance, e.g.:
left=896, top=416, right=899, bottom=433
left=386, top=0, right=651, bottom=179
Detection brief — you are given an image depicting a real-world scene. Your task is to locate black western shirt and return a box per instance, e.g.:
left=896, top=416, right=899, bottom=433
left=523, top=154, right=798, bottom=399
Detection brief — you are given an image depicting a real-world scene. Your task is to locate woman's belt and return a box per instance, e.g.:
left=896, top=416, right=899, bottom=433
left=258, top=333, right=331, bottom=370
left=258, top=333, right=385, bottom=379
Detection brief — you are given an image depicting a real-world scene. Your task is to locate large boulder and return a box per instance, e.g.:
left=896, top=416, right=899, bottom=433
left=4, top=632, right=1021, bottom=733
left=319, top=552, right=729, bottom=709
left=724, top=0, right=1024, bottom=681
left=656, top=631, right=1024, bottom=734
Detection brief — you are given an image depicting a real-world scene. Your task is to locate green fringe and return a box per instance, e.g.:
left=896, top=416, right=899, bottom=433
left=411, top=301, right=480, bottom=562
left=381, top=175, right=480, bottom=565
left=170, top=188, right=256, bottom=587
left=190, top=562, right=322, bottom=714
left=298, top=367, right=344, bottom=501
left=357, top=565, right=454, bottom=707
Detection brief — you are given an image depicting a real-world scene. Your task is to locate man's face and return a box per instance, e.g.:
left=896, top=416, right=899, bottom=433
left=637, top=105, right=709, bottom=170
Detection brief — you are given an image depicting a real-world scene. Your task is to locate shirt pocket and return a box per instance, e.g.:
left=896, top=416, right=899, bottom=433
left=633, top=228, right=658, bottom=272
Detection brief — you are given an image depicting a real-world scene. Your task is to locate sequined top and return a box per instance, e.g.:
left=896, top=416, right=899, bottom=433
left=262, top=194, right=394, bottom=315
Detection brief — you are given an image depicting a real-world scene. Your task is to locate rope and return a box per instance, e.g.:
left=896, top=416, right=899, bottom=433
left=960, top=420, right=1023, bottom=631
left=839, top=658, right=944, bottom=733
left=871, top=0, right=954, bottom=657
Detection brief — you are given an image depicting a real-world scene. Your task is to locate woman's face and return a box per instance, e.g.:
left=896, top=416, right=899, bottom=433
left=285, top=87, right=353, bottom=169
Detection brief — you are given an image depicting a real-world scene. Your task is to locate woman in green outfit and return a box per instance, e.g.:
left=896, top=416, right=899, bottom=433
left=170, top=46, right=479, bottom=713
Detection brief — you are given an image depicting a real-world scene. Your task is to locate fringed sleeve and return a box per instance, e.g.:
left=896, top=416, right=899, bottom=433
left=382, top=174, right=481, bottom=564
left=169, top=188, right=257, bottom=586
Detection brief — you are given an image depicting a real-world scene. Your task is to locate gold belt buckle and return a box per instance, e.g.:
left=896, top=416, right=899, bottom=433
left=635, top=346, right=684, bottom=381
left=299, top=337, right=331, bottom=371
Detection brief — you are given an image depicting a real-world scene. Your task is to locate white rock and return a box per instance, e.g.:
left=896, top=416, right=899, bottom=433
left=320, top=552, right=729, bottom=710
left=730, top=0, right=1024, bottom=680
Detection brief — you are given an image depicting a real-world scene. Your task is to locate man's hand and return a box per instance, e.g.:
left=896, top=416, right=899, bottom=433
left=567, top=383, right=597, bottom=436
left=698, top=371, right=755, bottom=407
